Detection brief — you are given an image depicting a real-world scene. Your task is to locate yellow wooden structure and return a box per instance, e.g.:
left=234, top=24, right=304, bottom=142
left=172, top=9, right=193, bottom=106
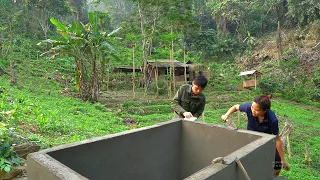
left=238, top=70, right=262, bottom=89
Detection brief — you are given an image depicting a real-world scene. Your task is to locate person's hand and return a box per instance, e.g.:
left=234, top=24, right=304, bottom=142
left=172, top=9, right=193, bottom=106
left=221, top=114, right=229, bottom=122
left=282, top=160, right=290, bottom=171
left=183, top=112, right=193, bottom=118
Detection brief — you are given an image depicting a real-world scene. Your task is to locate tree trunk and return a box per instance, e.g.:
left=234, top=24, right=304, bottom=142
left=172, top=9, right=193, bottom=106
left=107, top=61, right=110, bottom=91
left=155, top=60, right=159, bottom=97
left=100, top=53, right=106, bottom=84
left=138, top=4, right=148, bottom=90
left=167, top=66, right=171, bottom=98
left=171, top=28, right=176, bottom=94
left=169, top=47, right=173, bottom=99
left=38, top=8, right=48, bottom=42
left=184, top=44, right=187, bottom=83
left=10, top=60, right=17, bottom=85
left=218, top=17, right=229, bottom=36
left=0, top=34, right=3, bottom=56
left=91, top=55, right=99, bottom=101
left=276, top=0, right=287, bottom=26
left=138, top=3, right=158, bottom=90
left=132, top=45, right=136, bottom=98
left=277, top=21, right=282, bottom=66
left=6, top=22, right=16, bottom=86
left=75, top=59, right=88, bottom=99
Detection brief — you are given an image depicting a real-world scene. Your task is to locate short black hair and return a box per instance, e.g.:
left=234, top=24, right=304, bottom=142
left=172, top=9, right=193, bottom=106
left=193, top=75, right=208, bottom=88
left=254, top=94, right=272, bottom=111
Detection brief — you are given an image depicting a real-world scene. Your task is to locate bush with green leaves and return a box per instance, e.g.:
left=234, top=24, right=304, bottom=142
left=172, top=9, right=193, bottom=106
left=312, top=70, right=320, bottom=88
left=192, top=29, right=239, bottom=61
left=107, top=72, right=137, bottom=90
left=0, top=123, right=23, bottom=173
left=311, top=88, right=320, bottom=101
left=258, top=77, right=278, bottom=94
left=149, top=79, right=168, bottom=96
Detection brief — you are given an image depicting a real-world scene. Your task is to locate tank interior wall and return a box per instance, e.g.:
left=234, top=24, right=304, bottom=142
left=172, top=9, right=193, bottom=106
left=179, top=121, right=261, bottom=179
left=185, top=130, right=276, bottom=180
left=206, top=138, right=276, bottom=180
left=27, top=120, right=275, bottom=180
left=47, top=121, right=181, bottom=180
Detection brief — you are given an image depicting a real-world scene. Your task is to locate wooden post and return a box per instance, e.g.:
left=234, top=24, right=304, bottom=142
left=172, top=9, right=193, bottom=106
left=184, top=44, right=187, bottom=83
left=305, top=143, right=311, bottom=166
left=254, top=74, right=257, bottom=90
left=132, top=44, right=136, bottom=99
left=171, top=27, right=176, bottom=94
left=202, top=112, right=205, bottom=122
left=106, top=61, right=110, bottom=91
left=286, top=135, right=291, bottom=159
left=168, top=65, right=172, bottom=98
left=242, top=76, right=244, bottom=88
left=155, top=60, right=159, bottom=97
left=277, top=21, right=282, bottom=66
left=10, top=60, right=17, bottom=85
left=237, top=111, right=240, bottom=126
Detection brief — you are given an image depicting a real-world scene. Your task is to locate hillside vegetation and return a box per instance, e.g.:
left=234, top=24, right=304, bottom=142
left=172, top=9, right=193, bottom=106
left=0, top=54, right=319, bottom=179
left=0, top=0, right=320, bottom=179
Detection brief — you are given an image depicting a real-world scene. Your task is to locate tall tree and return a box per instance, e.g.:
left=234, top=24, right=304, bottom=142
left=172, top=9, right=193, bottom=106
left=68, top=0, right=88, bottom=23
left=0, top=0, right=24, bottom=85
left=26, top=0, right=72, bottom=40
left=286, top=0, right=320, bottom=26
left=38, top=12, right=119, bottom=101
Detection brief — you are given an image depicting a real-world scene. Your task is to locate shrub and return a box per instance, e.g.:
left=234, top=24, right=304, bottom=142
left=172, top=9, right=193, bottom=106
left=312, top=71, right=320, bottom=88
left=149, top=79, right=168, bottom=96
left=258, top=77, right=278, bottom=94
left=0, top=123, right=23, bottom=173
left=311, top=88, right=320, bottom=101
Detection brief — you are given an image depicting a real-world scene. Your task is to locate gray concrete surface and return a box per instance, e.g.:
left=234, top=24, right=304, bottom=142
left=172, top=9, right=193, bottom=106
left=179, top=121, right=262, bottom=179
left=27, top=119, right=276, bottom=180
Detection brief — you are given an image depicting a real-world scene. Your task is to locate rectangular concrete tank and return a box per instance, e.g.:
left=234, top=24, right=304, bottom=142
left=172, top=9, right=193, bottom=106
left=27, top=119, right=276, bottom=180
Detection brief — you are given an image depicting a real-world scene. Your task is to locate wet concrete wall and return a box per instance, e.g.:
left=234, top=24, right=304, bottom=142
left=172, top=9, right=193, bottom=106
left=185, top=129, right=276, bottom=180
left=179, top=121, right=261, bottom=179
left=28, top=120, right=181, bottom=180
left=27, top=119, right=276, bottom=180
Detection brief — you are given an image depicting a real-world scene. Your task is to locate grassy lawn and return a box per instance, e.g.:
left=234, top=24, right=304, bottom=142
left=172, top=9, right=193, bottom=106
left=0, top=59, right=319, bottom=179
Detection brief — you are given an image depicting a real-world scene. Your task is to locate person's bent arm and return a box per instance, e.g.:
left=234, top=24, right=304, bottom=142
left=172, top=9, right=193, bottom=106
left=276, top=135, right=290, bottom=171
left=172, top=86, right=188, bottom=117
left=221, top=105, right=240, bottom=122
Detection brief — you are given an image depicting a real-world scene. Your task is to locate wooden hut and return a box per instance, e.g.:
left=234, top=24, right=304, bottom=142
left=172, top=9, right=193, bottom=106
left=187, top=62, right=211, bottom=81
left=238, top=70, right=262, bottom=89
left=147, top=60, right=188, bottom=81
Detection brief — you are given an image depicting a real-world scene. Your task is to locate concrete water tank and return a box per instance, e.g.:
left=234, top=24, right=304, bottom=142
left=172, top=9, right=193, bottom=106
left=27, top=119, right=276, bottom=180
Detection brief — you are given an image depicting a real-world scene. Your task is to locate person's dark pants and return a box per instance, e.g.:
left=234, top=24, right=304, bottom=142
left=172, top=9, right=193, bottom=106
left=274, top=149, right=282, bottom=170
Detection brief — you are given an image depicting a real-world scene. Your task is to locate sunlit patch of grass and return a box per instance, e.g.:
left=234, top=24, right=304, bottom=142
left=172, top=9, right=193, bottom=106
left=270, top=100, right=320, bottom=179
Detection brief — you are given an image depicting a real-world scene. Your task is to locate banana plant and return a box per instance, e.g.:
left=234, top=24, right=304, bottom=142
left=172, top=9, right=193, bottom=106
left=38, top=11, right=119, bottom=101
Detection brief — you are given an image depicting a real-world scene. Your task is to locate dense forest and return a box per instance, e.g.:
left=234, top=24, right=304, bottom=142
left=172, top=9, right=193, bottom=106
left=1, top=0, right=319, bottom=102
left=0, top=0, right=319, bottom=179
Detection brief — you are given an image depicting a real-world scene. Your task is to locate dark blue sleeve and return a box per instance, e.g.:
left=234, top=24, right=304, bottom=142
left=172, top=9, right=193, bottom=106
left=239, top=102, right=252, bottom=113
left=270, top=121, right=279, bottom=135
left=269, top=111, right=279, bottom=135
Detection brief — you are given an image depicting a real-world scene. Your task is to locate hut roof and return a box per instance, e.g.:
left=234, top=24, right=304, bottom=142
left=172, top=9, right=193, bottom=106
left=238, top=70, right=262, bottom=76
left=148, top=60, right=187, bottom=68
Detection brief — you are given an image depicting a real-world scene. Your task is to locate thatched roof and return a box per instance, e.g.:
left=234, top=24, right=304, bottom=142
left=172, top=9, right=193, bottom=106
left=148, top=59, right=187, bottom=68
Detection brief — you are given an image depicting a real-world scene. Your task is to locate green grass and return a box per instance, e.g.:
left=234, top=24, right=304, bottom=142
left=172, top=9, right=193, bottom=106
left=0, top=75, right=128, bottom=147
left=0, top=57, right=319, bottom=179
left=203, top=93, right=320, bottom=179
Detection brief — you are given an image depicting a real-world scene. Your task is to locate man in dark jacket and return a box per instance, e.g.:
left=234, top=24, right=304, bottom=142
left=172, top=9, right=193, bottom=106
left=172, top=75, right=208, bottom=119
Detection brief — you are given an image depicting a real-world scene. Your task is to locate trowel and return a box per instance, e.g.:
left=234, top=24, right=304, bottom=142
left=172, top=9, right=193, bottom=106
left=225, top=119, right=237, bottom=129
